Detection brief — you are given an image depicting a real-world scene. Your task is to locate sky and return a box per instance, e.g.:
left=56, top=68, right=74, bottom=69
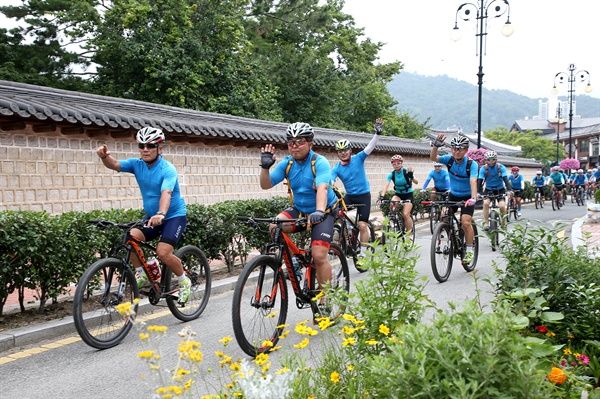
left=342, top=0, right=600, bottom=100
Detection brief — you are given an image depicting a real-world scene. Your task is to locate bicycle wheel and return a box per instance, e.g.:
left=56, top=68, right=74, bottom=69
left=351, top=222, right=375, bottom=273
left=552, top=193, right=557, bottom=211
left=381, top=216, right=402, bottom=253
left=319, top=243, right=350, bottom=319
left=429, top=206, right=438, bottom=234
left=73, top=258, right=139, bottom=350
left=535, top=193, right=540, bottom=209
left=232, top=255, right=288, bottom=357
left=430, top=222, right=453, bottom=282
left=462, top=224, right=479, bottom=272
left=489, top=211, right=499, bottom=252
left=165, top=245, right=211, bottom=322
left=332, top=220, right=347, bottom=255
left=406, top=214, right=416, bottom=248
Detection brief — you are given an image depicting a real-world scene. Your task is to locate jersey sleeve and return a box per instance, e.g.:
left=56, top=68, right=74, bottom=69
left=269, top=156, right=290, bottom=187
left=386, top=171, right=393, bottom=182
left=500, top=165, right=508, bottom=177
left=161, top=162, right=179, bottom=191
left=314, top=155, right=332, bottom=187
left=119, top=158, right=135, bottom=173
left=470, top=160, right=479, bottom=178
left=330, top=163, right=339, bottom=183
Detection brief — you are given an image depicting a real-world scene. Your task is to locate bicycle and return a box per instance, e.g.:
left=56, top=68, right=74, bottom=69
left=421, top=191, right=448, bottom=234
left=534, top=187, right=545, bottom=209
left=506, top=192, right=519, bottom=221
left=379, top=199, right=415, bottom=250
left=429, top=198, right=479, bottom=283
left=574, top=184, right=586, bottom=206
left=332, top=202, right=376, bottom=273
left=551, top=186, right=563, bottom=211
left=232, top=216, right=349, bottom=357
left=484, top=194, right=505, bottom=252
left=73, top=219, right=211, bottom=349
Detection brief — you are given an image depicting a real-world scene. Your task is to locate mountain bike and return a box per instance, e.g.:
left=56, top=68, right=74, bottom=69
left=534, top=187, right=544, bottom=209
left=551, top=186, right=563, bottom=211
left=485, top=194, right=505, bottom=252
left=506, top=191, right=519, bottom=221
left=574, top=184, right=586, bottom=206
left=421, top=191, right=449, bottom=234
left=332, top=202, right=376, bottom=273
left=379, top=199, right=415, bottom=251
left=232, top=216, right=349, bottom=357
left=429, top=198, right=479, bottom=283
left=73, top=219, right=211, bottom=350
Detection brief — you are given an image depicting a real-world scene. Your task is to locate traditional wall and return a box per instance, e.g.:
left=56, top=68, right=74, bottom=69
left=0, top=128, right=540, bottom=214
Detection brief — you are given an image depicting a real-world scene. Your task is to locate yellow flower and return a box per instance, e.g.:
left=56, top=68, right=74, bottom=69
left=352, top=319, right=365, bottom=325
left=308, top=396, right=316, bottom=399
left=330, top=371, right=340, bottom=383
left=547, top=367, right=567, bottom=384
left=365, top=339, right=379, bottom=345
left=313, top=291, right=325, bottom=301
left=276, top=367, right=290, bottom=374
left=270, top=345, right=283, bottom=352
left=546, top=331, right=556, bottom=337
left=279, top=330, right=290, bottom=339
left=230, top=363, right=241, bottom=371
left=254, top=353, right=269, bottom=366
left=219, top=336, right=233, bottom=345
left=342, top=337, right=357, bottom=347
left=294, top=338, right=310, bottom=349
left=388, top=336, right=399, bottom=343
left=139, top=333, right=149, bottom=340
left=138, top=350, right=155, bottom=359
left=265, top=311, right=278, bottom=318
left=317, top=317, right=333, bottom=330
left=379, top=324, right=390, bottom=336
left=261, top=362, right=271, bottom=373
left=219, top=355, right=233, bottom=367
left=341, top=325, right=356, bottom=335
left=569, top=333, right=574, bottom=339
left=148, top=325, right=168, bottom=333
left=342, top=314, right=357, bottom=322
left=261, top=340, right=274, bottom=348
left=347, top=365, right=355, bottom=371
left=564, top=348, right=572, bottom=356
left=215, top=351, right=225, bottom=358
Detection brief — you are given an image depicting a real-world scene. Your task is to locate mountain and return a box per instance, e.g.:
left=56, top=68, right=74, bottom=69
left=387, top=72, right=600, bottom=132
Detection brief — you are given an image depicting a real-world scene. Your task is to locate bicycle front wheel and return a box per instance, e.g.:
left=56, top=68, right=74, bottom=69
left=165, top=245, right=212, bottom=322
left=489, top=211, right=499, bottom=252
left=430, top=222, right=453, bottom=282
left=429, top=206, right=438, bottom=234
left=382, top=216, right=403, bottom=253
left=73, top=258, right=139, bottom=350
left=352, top=222, right=375, bottom=273
left=232, top=255, right=288, bottom=357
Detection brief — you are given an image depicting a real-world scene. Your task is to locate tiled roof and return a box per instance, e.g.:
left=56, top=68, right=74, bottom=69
left=0, top=80, right=432, bottom=155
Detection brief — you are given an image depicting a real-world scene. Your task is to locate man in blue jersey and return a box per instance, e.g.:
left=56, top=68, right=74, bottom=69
left=507, top=166, right=524, bottom=216
left=531, top=170, right=547, bottom=199
left=549, top=166, right=566, bottom=204
left=380, top=154, right=419, bottom=234
left=422, top=162, right=451, bottom=201
left=478, top=150, right=510, bottom=230
left=572, top=168, right=588, bottom=197
left=260, top=122, right=338, bottom=300
left=430, top=134, right=479, bottom=264
left=331, top=118, right=383, bottom=256
left=97, top=127, right=191, bottom=304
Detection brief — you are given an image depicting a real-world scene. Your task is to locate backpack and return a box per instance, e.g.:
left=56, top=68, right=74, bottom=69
left=391, top=169, right=413, bottom=193
left=446, top=156, right=472, bottom=179
left=484, top=164, right=503, bottom=179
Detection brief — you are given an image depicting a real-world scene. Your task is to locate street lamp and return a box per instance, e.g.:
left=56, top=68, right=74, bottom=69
left=552, top=64, right=593, bottom=160
left=451, top=0, right=514, bottom=149
left=554, top=105, right=563, bottom=165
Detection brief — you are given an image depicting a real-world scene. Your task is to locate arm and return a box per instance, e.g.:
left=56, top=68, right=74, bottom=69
left=315, top=184, right=329, bottom=212
left=364, top=134, right=380, bottom=156
left=381, top=181, right=391, bottom=197
left=97, top=145, right=120, bottom=171
left=148, top=189, right=172, bottom=227
left=422, top=176, right=432, bottom=191
left=503, top=176, right=511, bottom=190
left=470, top=177, right=478, bottom=199
left=477, top=178, right=484, bottom=194
left=259, top=144, right=276, bottom=189
left=445, top=175, right=451, bottom=190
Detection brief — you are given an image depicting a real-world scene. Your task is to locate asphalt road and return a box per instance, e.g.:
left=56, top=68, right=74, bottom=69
left=0, top=201, right=587, bottom=399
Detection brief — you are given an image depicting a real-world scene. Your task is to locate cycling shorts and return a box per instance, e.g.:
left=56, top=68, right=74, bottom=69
left=139, top=215, right=187, bottom=247
left=343, top=192, right=371, bottom=223
left=512, top=189, right=523, bottom=198
left=393, top=192, right=414, bottom=203
left=448, top=193, right=475, bottom=217
left=281, top=207, right=333, bottom=248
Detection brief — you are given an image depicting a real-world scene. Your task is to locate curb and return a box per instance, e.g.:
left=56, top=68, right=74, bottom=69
left=0, top=274, right=242, bottom=353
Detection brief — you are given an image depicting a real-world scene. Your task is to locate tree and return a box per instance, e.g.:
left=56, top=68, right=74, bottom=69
left=484, top=126, right=561, bottom=165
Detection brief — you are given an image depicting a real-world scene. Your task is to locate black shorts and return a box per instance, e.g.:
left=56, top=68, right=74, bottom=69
left=281, top=207, right=334, bottom=247
left=448, top=193, right=474, bottom=217
left=139, top=215, right=187, bottom=247
left=484, top=188, right=506, bottom=196
left=344, top=192, right=371, bottom=223
left=512, top=189, right=523, bottom=198
left=394, top=192, right=414, bottom=202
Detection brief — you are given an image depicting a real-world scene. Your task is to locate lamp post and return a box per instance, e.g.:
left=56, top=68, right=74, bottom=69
left=451, top=0, right=514, bottom=149
left=552, top=64, right=593, bottom=160
left=554, top=105, right=562, bottom=165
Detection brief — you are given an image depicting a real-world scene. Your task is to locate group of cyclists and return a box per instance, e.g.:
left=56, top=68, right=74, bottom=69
left=545, top=166, right=600, bottom=205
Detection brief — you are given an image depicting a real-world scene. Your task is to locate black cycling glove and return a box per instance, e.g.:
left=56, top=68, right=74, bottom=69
left=260, top=151, right=275, bottom=169
left=374, top=121, right=384, bottom=135
left=309, top=210, right=325, bottom=224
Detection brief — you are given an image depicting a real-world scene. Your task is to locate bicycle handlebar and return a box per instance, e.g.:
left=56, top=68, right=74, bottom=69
left=89, top=219, right=146, bottom=230
left=237, top=216, right=308, bottom=227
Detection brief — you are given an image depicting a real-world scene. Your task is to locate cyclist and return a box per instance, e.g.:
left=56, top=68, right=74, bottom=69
left=573, top=168, right=588, bottom=199
left=259, top=122, right=338, bottom=297
left=507, top=166, right=524, bottom=216
left=478, top=150, right=510, bottom=230
left=548, top=166, right=566, bottom=205
left=96, top=127, right=191, bottom=304
left=380, top=155, right=419, bottom=234
left=531, top=170, right=547, bottom=200
left=331, top=118, right=383, bottom=257
left=593, top=168, right=600, bottom=191
left=430, top=134, right=479, bottom=264
left=422, top=162, right=451, bottom=201
left=559, top=168, right=569, bottom=203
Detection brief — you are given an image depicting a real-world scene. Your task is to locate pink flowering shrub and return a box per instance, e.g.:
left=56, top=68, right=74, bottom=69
left=559, top=158, right=580, bottom=170
left=466, top=148, right=486, bottom=167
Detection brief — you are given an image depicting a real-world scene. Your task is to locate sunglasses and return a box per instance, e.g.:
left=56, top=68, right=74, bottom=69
left=138, top=143, right=159, bottom=149
left=486, top=158, right=497, bottom=161
left=337, top=149, right=350, bottom=153
left=391, top=161, right=403, bottom=165
left=287, top=138, right=308, bottom=147
left=451, top=146, right=467, bottom=150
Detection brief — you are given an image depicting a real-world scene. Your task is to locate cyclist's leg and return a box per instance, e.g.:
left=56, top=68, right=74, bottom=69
left=347, top=192, right=371, bottom=245
left=482, top=190, right=491, bottom=229
left=430, top=187, right=437, bottom=202
left=270, top=207, right=298, bottom=236
left=398, top=192, right=414, bottom=232
left=154, top=216, right=187, bottom=277
left=311, top=214, right=335, bottom=289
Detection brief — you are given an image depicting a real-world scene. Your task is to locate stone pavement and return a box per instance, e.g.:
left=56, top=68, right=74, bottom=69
left=572, top=212, right=600, bottom=258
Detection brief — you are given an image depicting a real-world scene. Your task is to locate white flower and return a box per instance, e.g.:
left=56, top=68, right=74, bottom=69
left=235, top=359, right=296, bottom=399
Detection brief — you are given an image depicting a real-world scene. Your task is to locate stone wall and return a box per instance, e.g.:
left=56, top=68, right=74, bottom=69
left=0, top=129, right=541, bottom=214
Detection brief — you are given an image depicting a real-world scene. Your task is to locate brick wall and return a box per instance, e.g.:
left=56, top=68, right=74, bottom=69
left=0, top=129, right=540, bottom=214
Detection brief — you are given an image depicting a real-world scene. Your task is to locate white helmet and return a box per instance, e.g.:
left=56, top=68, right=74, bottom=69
left=286, top=122, right=314, bottom=140
left=450, top=135, right=470, bottom=148
left=484, top=150, right=497, bottom=160
left=136, top=127, right=165, bottom=144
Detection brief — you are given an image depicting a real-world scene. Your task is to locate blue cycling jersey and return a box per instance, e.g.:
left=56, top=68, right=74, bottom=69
left=331, top=150, right=370, bottom=195
left=531, top=176, right=546, bottom=187
left=573, top=174, right=588, bottom=185
left=438, top=155, right=479, bottom=197
left=120, top=156, right=187, bottom=218
left=270, top=150, right=338, bottom=214
left=549, top=172, right=565, bottom=185
left=478, top=163, right=508, bottom=190
left=508, top=174, right=524, bottom=190
left=386, top=168, right=413, bottom=194
left=422, top=169, right=450, bottom=191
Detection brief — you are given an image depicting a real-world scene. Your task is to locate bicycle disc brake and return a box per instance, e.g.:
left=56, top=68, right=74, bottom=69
left=296, top=297, right=311, bottom=310
left=146, top=289, right=160, bottom=305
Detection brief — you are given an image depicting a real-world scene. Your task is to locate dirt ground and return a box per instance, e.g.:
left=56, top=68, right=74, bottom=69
left=0, top=265, right=239, bottom=332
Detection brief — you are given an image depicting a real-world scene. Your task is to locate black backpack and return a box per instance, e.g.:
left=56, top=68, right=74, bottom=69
left=446, top=156, right=472, bottom=179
